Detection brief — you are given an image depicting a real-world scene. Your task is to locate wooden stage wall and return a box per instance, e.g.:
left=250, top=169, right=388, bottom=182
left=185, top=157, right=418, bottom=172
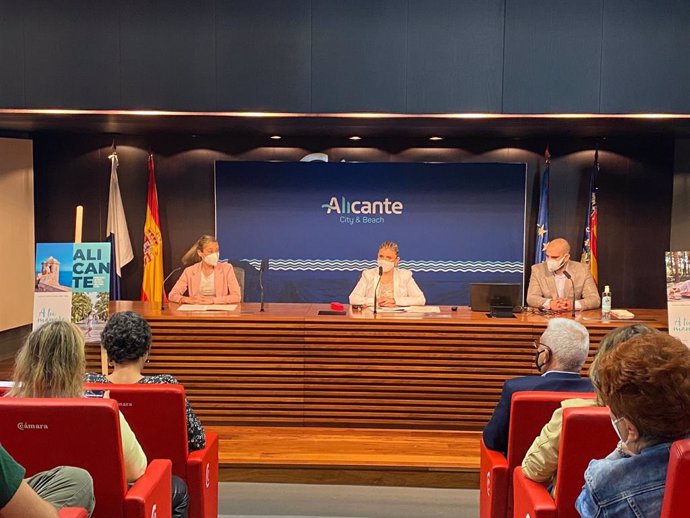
left=86, top=302, right=668, bottom=432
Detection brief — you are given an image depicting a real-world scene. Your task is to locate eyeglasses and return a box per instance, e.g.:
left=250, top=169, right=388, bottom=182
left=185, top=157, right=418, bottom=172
left=533, top=340, right=552, bottom=355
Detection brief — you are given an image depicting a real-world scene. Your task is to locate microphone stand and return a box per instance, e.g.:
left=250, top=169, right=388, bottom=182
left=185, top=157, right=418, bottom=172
left=161, top=266, right=183, bottom=311
left=563, top=270, right=576, bottom=318
left=373, top=266, right=383, bottom=315
left=259, top=259, right=268, bottom=312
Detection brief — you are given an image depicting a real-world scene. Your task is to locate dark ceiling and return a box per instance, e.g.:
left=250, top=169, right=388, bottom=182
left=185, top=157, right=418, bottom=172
left=1, top=111, right=690, bottom=140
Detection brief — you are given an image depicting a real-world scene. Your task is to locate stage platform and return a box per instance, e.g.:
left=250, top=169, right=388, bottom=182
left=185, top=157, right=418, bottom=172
left=210, top=425, right=481, bottom=489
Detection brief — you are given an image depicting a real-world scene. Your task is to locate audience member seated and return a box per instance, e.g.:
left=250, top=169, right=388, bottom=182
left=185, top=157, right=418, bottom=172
left=7, top=321, right=189, bottom=518
left=85, top=311, right=206, bottom=452
left=0, top=443, right=94, bottom=517
left=521, top=324, right=658, bottom=490
left=575, top=332, right=690, bottom=518
left=483, top=318, right=593, bottom=454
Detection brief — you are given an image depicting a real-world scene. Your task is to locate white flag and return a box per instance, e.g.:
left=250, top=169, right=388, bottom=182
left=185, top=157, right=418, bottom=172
left=106, top=152, right=134, bottom=276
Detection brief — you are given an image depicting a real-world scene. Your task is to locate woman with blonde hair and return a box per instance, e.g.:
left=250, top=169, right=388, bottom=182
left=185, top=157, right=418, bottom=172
left=168, top=234, right=241, bottom=305
left=349, top=240, right=425, bottom=308
left=9, top=320, right=190, bottom=518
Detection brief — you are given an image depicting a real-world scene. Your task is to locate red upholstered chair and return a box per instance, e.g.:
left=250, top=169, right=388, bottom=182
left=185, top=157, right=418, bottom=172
left=480, top=391, right=595, bottom=518
left=85, top=383, right=219, bottom=518
left=59, top=509, right=89, bottom=518
left=660, top=438, right=690, bottom=517
left=512, top=406, right=618, bottom=518
left=0, top=398, right=171, bottom=518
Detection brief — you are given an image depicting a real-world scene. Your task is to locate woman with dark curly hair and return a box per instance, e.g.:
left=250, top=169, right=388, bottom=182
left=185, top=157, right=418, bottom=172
left=84, top=311, right=206, bottom=452
left=575, top=331, right=690, bottom=518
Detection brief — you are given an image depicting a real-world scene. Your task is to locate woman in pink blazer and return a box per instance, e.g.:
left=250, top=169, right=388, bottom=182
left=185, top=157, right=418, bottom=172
left=168, top=235, right=241, bottom=304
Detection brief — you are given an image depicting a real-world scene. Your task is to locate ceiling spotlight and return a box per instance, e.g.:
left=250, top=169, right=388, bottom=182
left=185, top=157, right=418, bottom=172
left=349, top=136, right=362, bottom=141
left=270, top=135, right=281, bottom=140
left=429, top=136, right=444, bottom=141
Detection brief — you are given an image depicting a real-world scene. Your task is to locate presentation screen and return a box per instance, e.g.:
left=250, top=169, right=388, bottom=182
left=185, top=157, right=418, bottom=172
left=215, top=161, right=526, bottom=305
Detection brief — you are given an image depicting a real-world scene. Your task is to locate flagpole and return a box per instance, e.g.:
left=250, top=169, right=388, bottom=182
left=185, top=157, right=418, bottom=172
left=74, top=205, right=83, bottom=243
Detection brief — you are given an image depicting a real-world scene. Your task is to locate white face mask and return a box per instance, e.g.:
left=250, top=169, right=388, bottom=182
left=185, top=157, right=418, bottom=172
left=203, top=252, right=220, bottom=267
left=610, top=415, right=635, bottom=455
left=377, top=259, right=395, bottom=273
left=546, top=256, right=566, bottom=273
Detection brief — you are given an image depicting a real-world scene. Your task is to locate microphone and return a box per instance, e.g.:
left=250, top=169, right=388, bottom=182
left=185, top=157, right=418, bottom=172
left=563, top=270, right=576, bottom=317
left=259, top=259, right=269, bottom=312
left=373, top=266, right=383, bottom=315
left=161, top=266, right=183, bottom=310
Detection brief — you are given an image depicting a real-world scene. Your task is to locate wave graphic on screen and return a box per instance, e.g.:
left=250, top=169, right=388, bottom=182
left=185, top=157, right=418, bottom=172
left=243, top=258, right=522, bottom=273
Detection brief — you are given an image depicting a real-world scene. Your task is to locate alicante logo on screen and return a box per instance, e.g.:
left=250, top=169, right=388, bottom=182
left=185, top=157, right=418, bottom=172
left=321, top=196, right=403, bottom=225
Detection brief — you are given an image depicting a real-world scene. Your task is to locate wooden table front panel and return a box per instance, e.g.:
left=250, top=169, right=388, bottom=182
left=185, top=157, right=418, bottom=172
left=84, top=302, right=667, bottom=431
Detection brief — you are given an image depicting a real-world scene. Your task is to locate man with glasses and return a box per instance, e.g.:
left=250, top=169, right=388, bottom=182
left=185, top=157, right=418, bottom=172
left=482, top=318, right=593, bottom=454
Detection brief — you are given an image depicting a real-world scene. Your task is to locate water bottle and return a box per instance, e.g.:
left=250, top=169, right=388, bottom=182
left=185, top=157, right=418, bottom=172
left=601, top=285, right=612, bottom=319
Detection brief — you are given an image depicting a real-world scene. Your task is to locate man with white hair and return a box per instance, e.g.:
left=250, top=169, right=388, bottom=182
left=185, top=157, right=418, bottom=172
left=482, top=318, right=594, bottom=454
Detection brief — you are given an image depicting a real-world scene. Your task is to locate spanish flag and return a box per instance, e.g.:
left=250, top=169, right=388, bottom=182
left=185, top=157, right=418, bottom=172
left=141, top=153, right=165, bottom=303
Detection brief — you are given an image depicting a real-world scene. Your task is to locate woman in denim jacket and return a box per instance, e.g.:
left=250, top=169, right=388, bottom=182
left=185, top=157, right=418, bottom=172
left=576, top=332, right=690, bottom=518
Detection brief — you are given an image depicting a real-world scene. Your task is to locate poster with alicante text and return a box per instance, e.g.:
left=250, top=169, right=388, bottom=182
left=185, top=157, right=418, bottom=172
left=665, top=250, right=690, bottom=347
left=33, top=243, right=111, bottom=343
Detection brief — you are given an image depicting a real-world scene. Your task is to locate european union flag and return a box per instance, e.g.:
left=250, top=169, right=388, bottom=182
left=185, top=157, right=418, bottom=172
left=534, top=149, right=550, bottom=264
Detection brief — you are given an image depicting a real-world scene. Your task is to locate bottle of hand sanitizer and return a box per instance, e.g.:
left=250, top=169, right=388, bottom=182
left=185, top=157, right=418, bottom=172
left=601, top=285, right=612, bottom=319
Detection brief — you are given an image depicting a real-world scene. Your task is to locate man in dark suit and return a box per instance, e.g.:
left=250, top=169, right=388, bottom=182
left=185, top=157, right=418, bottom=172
left=482, top=318, right=593, bottom=454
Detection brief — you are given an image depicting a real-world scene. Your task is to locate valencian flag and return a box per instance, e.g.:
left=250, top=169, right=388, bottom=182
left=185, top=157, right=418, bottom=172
left=534, top=147, right=550, bottom=264
left=106, top=148, right=134, bottom=300
left=141, top=152, right=165, bottom=303
left=581, top=149, right=599, bottom=283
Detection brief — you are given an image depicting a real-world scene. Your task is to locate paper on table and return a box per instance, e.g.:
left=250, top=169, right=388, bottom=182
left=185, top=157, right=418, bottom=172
left=376, top=306, right=441, bottom=313
left=177, top=304, right=238, bottom=312
left=404, top=306, right=441, bottom=313
left=610, top=309, right=635, bottom=319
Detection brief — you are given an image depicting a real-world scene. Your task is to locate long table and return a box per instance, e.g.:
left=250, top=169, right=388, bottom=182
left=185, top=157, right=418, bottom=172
left=87, top=302, right=667, bottom=431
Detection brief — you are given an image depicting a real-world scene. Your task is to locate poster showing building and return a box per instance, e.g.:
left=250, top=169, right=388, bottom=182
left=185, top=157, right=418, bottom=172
left=33, top=243, right=111, bottom=343
left=665, top=251, right=690, bottom=346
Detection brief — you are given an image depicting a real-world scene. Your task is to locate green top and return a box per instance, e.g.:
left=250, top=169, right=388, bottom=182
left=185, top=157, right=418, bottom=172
left=0, top=443, right=25, bottom=509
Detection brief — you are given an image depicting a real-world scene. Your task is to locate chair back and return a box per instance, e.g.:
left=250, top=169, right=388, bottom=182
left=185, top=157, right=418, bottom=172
left=85, top=383, right=189, bottom=479
left=480, top=391, right=594, bottom=518
left=234, top=265, right=245, bottom=301
left=660, top=438, right=690, bottom=517
left=0, top=398, right=128, bottom=518
left=506, top=392, right=595, bottom=467
left=552, top=406, right=619, bottom=518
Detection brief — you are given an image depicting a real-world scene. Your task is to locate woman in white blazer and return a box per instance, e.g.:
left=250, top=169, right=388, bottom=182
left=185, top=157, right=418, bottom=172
left=349, top=241, right=426, bottom=307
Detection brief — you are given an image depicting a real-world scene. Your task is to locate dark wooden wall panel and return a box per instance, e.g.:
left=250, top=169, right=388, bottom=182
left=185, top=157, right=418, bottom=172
left=1, top=1, right=689, bottom=113
left=32, top=134, right=675, bottom=308
left=406, top=0, right=504, bottom=114
left=0, top=2, right=26, bottom=108
left=503, top=0, right=603, bottom=113
left=311, top=0, right=407, bottom=113
left=119, top=0, right=216, bottom=111
left=215, top=0, right=311, bottom=112
left=23, top=2, right=119, bottom=109
left=601, top=0, right=690, bottom=113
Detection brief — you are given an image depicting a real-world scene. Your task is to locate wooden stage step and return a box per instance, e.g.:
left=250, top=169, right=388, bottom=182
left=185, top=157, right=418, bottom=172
left=208, top=426, right=481, bottom=489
